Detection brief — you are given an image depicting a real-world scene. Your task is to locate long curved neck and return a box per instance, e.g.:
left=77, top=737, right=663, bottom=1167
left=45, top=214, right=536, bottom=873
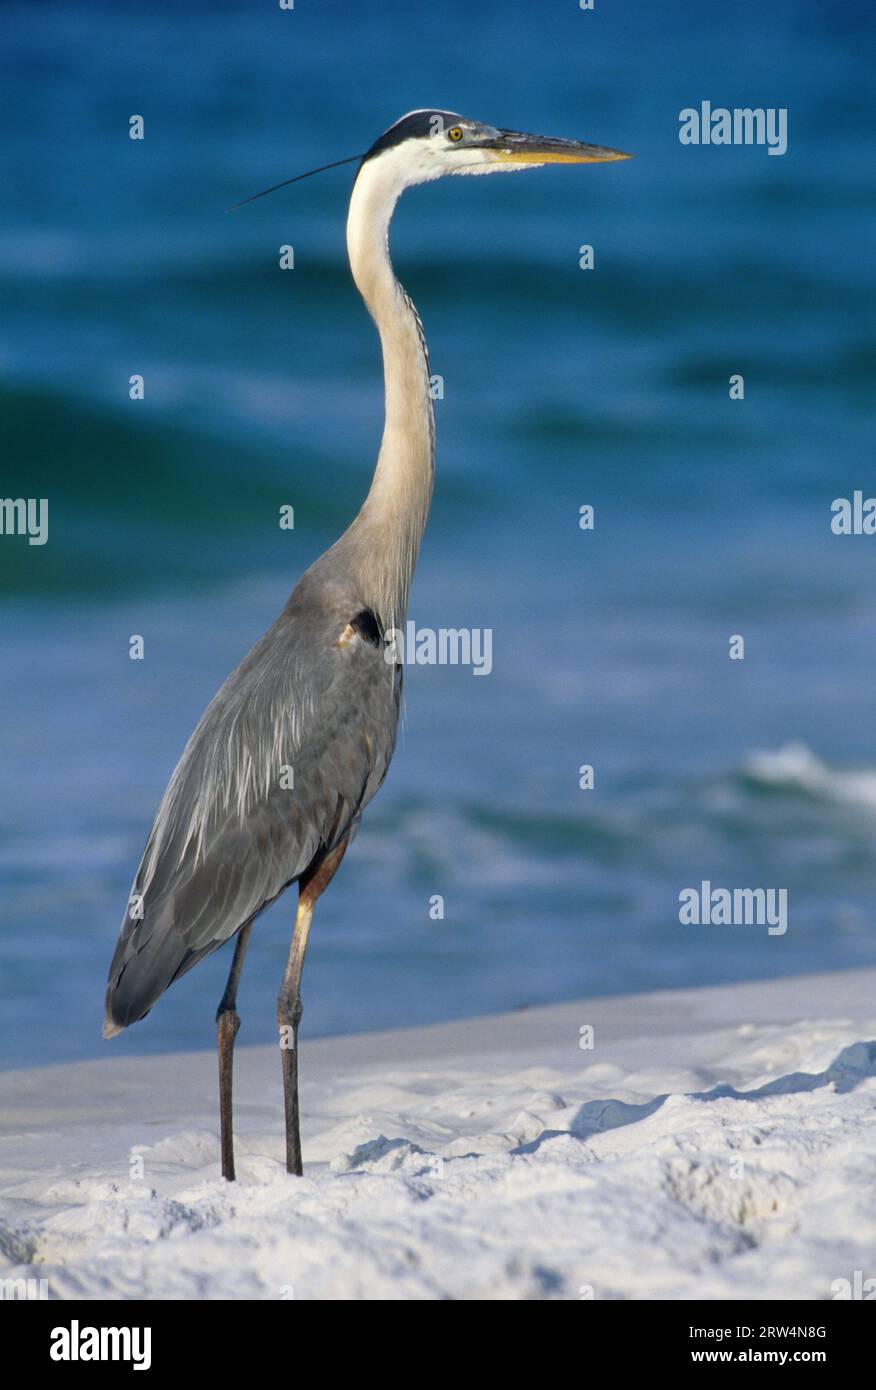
left=338, top=159, right=435, bottom=633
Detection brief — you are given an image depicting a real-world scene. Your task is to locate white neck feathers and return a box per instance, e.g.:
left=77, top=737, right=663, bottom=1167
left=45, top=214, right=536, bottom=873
left=334, top=152, right=435, bottom=632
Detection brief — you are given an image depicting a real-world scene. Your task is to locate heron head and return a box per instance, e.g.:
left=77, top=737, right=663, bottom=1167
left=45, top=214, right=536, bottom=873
left=359, top=109, right=632, bottom=187
left=229, top=110, right=630, bottom=212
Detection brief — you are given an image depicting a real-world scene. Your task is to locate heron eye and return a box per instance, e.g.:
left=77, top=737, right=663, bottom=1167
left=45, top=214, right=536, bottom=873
left=447, top=127, right=463, bottom=142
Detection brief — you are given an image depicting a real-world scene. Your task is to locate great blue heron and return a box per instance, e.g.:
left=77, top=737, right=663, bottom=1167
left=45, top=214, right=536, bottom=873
left=104, top=110, right=630, bottom=1181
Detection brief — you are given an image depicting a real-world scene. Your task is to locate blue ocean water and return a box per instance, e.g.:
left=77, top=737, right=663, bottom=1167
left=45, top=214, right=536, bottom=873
left=2, top=0, right=876, bottom=1066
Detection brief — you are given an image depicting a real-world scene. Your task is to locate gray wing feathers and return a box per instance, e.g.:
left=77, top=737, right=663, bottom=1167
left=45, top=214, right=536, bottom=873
left=105, top=592, right=399, bottom=1032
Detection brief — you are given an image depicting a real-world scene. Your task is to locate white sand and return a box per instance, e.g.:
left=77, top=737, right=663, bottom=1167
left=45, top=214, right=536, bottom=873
left=1, top=969, right=874, bottom=1300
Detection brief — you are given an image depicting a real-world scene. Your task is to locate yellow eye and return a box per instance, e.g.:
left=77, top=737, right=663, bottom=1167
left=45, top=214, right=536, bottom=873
left=447, top=127, right=463, bottom=142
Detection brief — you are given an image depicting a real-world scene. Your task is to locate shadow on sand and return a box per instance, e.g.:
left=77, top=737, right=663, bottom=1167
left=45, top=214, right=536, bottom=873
left=513, top=1039, right=876, bottom=1154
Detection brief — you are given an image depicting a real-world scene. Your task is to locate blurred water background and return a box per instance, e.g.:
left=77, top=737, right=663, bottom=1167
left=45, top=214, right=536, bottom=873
left=2, top=0, right=876, bottom=1066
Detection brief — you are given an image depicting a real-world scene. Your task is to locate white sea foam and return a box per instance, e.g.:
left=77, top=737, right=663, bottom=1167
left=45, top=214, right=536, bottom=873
left=744, top=742, right=876, bottom=809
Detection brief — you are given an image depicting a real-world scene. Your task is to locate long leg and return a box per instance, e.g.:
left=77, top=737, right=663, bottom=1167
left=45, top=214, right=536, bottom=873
left=278, top=838, right=349, bottom=1175
left=216, top=921, right=253, bottom=1182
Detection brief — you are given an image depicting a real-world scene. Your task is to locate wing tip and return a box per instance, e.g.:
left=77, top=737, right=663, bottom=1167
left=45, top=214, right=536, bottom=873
left=102, top=1011, right=125, bottom=1040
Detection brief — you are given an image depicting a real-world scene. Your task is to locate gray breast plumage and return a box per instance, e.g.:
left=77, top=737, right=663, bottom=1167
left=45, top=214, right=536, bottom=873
left=104, top=572, right=401, bottom=1033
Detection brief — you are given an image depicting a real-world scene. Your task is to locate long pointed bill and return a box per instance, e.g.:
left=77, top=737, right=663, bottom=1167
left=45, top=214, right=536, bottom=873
left=481, top=131, right=632, bottom=166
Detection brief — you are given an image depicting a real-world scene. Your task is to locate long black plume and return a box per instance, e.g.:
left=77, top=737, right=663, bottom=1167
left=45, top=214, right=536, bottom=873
left=227, top=154, right=364, bottom=212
